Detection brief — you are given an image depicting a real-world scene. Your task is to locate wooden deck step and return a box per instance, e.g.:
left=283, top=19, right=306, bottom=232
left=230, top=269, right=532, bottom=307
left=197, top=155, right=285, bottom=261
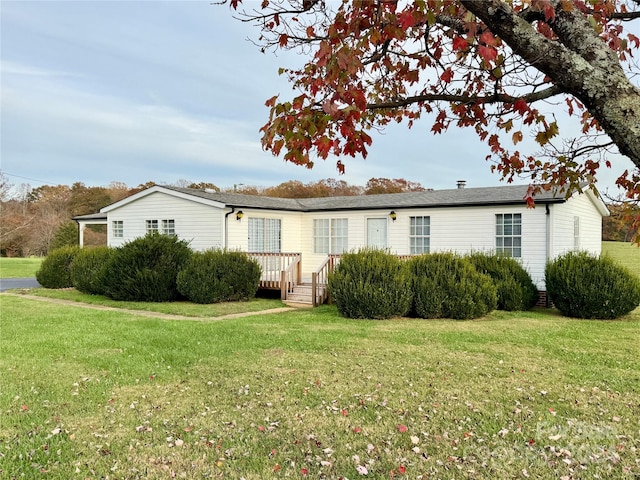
left=283, top=282, right=318, bottom=307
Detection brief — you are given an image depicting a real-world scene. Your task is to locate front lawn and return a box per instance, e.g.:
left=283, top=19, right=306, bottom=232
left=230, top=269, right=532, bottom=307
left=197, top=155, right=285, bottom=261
left=1, top=295, right=638, bottom=479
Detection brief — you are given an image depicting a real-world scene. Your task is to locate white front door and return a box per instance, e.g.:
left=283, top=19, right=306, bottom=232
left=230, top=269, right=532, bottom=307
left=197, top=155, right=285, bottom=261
left=367, top=218, right=388, bottom=249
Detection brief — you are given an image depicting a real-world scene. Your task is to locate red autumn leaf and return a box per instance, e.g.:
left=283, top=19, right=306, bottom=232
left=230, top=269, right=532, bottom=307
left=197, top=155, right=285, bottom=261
left=301, top=468, right=309, bottom=475
left=353, top=427, right=362, bottom=433
left=258, top=425, right=266, bottom=432
left=397, top=424, right=408, bottom=433
left=452, top=36, right=468, bottom=51
left=341, top=409, right=348, bottom=416
left=479, top=30, right=496, bottom=46
left=398, top=465, right=407, bottom=474
left=478, top=45, right=498, bottom=63
left=440, top=68, right=454, bottom=83
left=273, top=464, right=281, bottom=472
left=21, top=404, right=28, bottom=412
left=398, top=11, right=415, bottom=30
left=279, top=33, right=289, bottom=47
left=513, top=99, right=529, bottom=115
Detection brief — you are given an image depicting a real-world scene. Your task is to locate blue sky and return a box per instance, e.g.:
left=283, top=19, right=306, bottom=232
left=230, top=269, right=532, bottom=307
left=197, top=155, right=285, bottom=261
left=1, top=1, right=633, bottom=194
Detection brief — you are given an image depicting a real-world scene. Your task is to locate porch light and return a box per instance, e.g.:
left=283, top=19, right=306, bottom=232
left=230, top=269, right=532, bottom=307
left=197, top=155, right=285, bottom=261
left=236, top=211, right=244, bottom=221
left=389, top=211, right=397, bottom=221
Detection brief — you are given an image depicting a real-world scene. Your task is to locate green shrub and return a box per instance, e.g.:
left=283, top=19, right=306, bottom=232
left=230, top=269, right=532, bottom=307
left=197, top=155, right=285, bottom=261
left=70, top=246, right=113, bottom=295
left=410, top=253, right=497, bottom=320
left=102, top=233, right=192, bottom=302
left=545, top=251, right=640, bottom=319
left=35, top=246, right=82, bottom=288
left=467, top=252, right=538, bottom=311
left=328, top=249, right=412, bottom=319
left=177, top=249, right=261, bottom=303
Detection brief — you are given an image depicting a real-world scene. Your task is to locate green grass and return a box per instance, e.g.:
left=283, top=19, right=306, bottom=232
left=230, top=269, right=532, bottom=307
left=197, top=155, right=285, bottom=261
left=602, top=240, right=640, bottom=277
left=1, top=295, right=638, bottom=479
left=23, top=288, right=286, bottom=317
left=0, top=257, right=43, bottom=278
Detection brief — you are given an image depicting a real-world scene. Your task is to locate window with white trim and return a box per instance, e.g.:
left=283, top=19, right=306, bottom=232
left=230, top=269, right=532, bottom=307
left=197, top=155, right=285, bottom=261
left=409, top=216, right=430, bottom=254
left=145, top=219, right=158, bottom=234
left=314, top=218, right=348, bottom=254
left=574, top=216, right=580, bottom=250
left=496, top=213, right=522, bottom=257
left=248, top=218, right=281, bottom=252
left=162, top=219, right=176, bottom=236
left=112, top=220, right=123, bottom=238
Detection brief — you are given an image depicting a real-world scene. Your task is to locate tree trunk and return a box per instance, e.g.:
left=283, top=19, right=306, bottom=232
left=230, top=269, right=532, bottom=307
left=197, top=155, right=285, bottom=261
left=462, top=0, right=640, bottom=167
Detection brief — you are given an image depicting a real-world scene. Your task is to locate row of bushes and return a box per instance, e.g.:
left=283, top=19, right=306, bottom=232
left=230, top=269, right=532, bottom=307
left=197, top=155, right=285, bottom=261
left=35, top=233, right=261, bottom=304
left=328, top=250, right=536, bottom=320
left=328, top=249, right=640, bottom=320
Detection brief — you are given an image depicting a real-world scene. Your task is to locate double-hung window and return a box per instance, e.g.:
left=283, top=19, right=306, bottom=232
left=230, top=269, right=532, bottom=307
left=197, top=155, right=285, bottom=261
left=496, top=213, right=522, bottom=257
left=145, top=219, right=159, bottom=234
left=409, top=216, right=430, bottom=254
left=112, top=220, right=123, bottom=238
left=314, top=219, right=348, bottom=254
left=248, top=218, right=281, bottom=252
left=162, top=219, right=176, bottom=236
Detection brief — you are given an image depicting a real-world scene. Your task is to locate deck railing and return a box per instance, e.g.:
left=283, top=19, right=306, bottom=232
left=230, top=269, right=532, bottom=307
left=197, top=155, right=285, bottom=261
left=311, top=254, right=341, bottom=306
left=248, top=252, right=301, bottom=300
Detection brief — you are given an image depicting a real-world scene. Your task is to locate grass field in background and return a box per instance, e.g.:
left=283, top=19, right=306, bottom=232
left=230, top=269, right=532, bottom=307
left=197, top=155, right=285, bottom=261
left=602, top=240, right=640, bottom=277
left=1, top=295, right=638, bottom=479
left=0, top=257, right=43, bottom=278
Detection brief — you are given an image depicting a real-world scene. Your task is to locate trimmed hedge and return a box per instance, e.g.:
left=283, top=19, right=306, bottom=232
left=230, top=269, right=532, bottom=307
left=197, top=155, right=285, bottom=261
left=545, top=251, right=640, bottom=319
left=467, top=252, right=538, bottom=311
left=102, top=232, right=192, bottom=302
left=328, top=249, right=412, bottom=319
left=36, top=246, right=82, bottom=289
left=177, top=249, right=261, bottom=303
left=410, top=253, right=497, bottom=320
left=70, top=246, right=113, bottom=295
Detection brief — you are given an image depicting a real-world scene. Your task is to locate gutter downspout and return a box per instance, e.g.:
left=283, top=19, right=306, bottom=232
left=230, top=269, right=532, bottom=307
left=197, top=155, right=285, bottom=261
left=224, top=207, right=235, bottom=249
left=545, top=203, right=551, bottom=307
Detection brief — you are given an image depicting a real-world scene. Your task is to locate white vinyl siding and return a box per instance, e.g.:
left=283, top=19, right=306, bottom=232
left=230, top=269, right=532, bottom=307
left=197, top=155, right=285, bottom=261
left=313, top=219, right=348, bottom=254
left=112, top=220, right=123, bottom=238
left=409, top=216, right=430, bottom=254
left=105, top=191, right=224, bottom=250
left=248, top=218, right=281, bottom=252
left=496, top=213, right=522, bottom=257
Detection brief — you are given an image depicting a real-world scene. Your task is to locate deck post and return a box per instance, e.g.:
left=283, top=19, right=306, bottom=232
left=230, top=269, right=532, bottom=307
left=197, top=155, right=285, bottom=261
left=280, top=269, right=287, bottom=300
left=311, top=272, right=317, bottom=307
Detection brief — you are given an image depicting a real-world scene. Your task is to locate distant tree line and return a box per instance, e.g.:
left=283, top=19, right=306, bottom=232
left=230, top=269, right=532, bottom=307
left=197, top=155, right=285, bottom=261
left=0, top=170, right=632, bottom=257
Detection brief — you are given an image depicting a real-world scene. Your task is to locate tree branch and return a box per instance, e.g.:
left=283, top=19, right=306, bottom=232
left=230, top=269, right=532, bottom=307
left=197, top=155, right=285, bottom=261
left=366, top=85, right=562, bottom=110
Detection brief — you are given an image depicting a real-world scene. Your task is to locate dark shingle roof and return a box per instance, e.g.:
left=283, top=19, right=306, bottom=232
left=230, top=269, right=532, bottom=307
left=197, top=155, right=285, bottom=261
left=161, top=184, right=566, bottom=212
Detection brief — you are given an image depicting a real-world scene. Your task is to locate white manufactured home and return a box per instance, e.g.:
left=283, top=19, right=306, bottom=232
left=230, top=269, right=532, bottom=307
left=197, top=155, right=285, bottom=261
left=75, top=183, right=609, bottom=306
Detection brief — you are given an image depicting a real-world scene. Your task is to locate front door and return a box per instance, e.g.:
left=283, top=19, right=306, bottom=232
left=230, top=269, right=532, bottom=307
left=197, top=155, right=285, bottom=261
left=367, top=218, right=388, bottom=249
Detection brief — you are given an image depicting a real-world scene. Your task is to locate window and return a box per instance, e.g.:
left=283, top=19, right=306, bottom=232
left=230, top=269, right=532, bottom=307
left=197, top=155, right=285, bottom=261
left=162, top=219, right=176, bottom=236
left=145, top=219, right=158, bottom=234
left=112, top=220, right=123, bottom=238
left=314, top=218, right=348, bottom=254
left=248, top=218, right=281, bottom=252
left=409, top=216, right=430, bottom=254
left=496, top=213, right=522, bottom=257
left=574, top=216, right=580, bottom=250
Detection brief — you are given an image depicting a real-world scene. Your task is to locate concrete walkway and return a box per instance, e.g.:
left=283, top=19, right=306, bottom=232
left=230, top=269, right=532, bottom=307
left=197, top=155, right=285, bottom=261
left=1, top=292, right=296, bottom=321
